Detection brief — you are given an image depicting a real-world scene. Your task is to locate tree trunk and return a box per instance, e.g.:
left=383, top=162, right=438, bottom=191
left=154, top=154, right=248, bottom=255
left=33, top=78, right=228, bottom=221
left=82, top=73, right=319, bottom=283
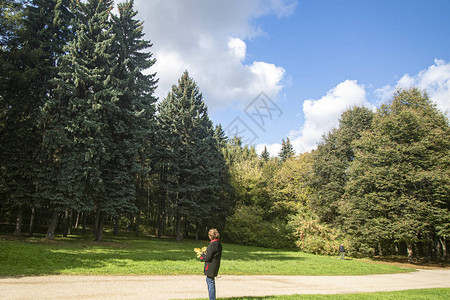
left=29, top=205, right=36, bottom=237
left=68, top=210, right=73, bottom=236
left=82, top=212, right=87, bottom=233
left=62, top=209, right=69, bottom=237
left=428, top=238, right=435, bottom=261
left=74, top=211, right=80, bottom=229
left=414, top=243, right=420, bottom=261
left=157, top=171, right=166, bottom=239
left=135, top=211, right=141, bottom=235
left=440, top=237, right=447, bottom=259
left=13, top=204, right=23, bottom=237
left=113, top=216, right=119, bottom=236
left=175, top=212, right=182, bottom=241
left=378, top=243, right=383, bottom=256
left=157, top=198, right=165, bottom=238
left=184, top=219, right=189, bottom=240
left=195, top=223, right=199, bottom=241
left=46, top=210, right=59, bottom=239
left=406, top=242, right=414, bottom=262
left=436, top=237, right=442, bottom=258
left=94, top=209, right=99, bottom=237
left=94, top=209, right=104, bottom=242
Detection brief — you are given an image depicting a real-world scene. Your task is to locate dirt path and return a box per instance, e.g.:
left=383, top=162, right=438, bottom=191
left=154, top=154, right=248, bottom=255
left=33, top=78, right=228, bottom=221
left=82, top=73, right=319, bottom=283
left=1, top=269, right=449, bottom=299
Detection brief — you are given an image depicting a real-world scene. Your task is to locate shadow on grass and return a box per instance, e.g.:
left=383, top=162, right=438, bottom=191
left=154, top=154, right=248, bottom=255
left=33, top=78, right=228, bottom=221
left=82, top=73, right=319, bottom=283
left=0, top=233, right=304, bottom=277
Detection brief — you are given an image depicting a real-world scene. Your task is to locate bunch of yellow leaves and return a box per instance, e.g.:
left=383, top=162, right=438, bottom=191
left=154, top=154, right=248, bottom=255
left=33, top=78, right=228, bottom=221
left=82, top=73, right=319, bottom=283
left=194, top=246, right=207, bottom=258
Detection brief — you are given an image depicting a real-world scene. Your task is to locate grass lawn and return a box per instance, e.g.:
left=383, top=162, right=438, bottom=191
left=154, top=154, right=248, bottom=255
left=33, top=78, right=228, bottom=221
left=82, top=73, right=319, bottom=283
left=199, top=288, right=450, bottom=300
left=0, top=232, right=413, bottom=276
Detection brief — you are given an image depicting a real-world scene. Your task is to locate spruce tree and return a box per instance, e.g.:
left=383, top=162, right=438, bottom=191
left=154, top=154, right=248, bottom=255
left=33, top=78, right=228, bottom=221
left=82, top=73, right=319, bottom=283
left=0, top=0, right=30, bottom=237
left=42, top=0, right=117, bottom=240
left=157, top=71, right=222, bottom=240
left=260, top=146, right=270, bottom=162
left=278, top=137, right=294, bottom=161
left=0, top=0, right=72, bottom=236
left=107, top=0, right=158, bottom=231
left=28, top=0, right=73, bottom=237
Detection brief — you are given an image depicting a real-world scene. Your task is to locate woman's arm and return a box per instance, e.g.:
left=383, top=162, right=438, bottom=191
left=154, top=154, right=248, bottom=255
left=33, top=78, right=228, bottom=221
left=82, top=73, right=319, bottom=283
left=200, top=243, right=216, bottom=262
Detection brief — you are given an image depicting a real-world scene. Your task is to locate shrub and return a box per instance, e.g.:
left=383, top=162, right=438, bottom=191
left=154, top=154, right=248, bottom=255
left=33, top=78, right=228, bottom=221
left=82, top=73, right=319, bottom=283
left=224, top=205, right=294, bottom=248
left=289, top=210, right=349, bottom=256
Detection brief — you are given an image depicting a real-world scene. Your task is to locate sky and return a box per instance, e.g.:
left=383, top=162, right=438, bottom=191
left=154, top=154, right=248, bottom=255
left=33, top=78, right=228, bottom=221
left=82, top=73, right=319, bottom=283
left=117, top=0, right=450, bottom=156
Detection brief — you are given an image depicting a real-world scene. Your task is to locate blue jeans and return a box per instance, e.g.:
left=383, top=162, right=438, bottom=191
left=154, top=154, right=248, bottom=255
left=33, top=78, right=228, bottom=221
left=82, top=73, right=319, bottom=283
left=206, top=276, right=216, bottom=300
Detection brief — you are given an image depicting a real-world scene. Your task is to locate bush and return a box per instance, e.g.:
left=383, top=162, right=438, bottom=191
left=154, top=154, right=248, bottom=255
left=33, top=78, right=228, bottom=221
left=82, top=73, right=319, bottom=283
left=224, top=205, right=294, bottom=248
left=289, top=211, right=349, bottom=256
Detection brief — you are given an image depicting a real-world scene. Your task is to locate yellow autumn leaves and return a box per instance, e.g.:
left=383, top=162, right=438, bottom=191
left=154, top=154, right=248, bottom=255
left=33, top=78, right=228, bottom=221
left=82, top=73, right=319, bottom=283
left=194, top=246, right=207, bottom=258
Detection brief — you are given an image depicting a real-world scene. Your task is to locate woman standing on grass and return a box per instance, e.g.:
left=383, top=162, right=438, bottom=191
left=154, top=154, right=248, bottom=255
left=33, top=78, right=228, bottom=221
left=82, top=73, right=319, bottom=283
left=200, top=228, right=222, bottom=300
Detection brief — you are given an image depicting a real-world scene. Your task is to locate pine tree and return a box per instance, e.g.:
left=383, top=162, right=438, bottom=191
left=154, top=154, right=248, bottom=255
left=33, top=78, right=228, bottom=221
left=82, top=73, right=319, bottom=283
left=107, top=0, right=158, bottom=231
left=278, top=137, right=294, bottom=161
left=260, top=146, right=270, bottom=162
left=42, top=0, right=117, bottom=241
left=0, top=0, right=73, bottom=236
left=0, top=0, right=29, bottom=237
left=157, top=71, right=223, bottom=240
left=28, top=0, right=73, bottom=237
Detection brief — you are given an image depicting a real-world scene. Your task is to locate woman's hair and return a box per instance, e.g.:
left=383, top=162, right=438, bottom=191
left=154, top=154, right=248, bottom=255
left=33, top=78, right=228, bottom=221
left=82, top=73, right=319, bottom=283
left=208, top=228, right=220, bottom=240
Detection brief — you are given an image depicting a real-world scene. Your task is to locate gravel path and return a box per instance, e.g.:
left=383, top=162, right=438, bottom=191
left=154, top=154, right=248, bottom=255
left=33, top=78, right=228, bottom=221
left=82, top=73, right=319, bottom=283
left=1, top=269, right=449, bottom=299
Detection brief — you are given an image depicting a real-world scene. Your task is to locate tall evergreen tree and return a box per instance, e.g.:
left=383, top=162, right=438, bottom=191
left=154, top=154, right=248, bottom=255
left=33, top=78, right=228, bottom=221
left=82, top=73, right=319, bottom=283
left=260, top=146, right=270, bottom=162
left=157, top=71, right=223, bottom=240
left=0, top=0, right=72, bottom=236
left=278, top=137, right=294, bottom=161
left=108, top=0, right=158, bottom=232
left=0, top=0, right=30, bottom=237
left=28, top=0, right=73, bottom=236
left=42, top=0, right=117, bottom=240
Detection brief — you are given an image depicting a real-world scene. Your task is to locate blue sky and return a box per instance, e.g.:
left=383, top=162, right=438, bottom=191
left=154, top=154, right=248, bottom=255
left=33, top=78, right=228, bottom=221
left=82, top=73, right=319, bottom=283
left=122, top=0, right=450, bottom=155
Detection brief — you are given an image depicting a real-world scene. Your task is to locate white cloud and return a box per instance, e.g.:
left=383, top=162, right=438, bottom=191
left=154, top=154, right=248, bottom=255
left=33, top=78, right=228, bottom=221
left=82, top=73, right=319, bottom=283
left=289, top=80, right=373, bottom=154
left=256, top=143, right=282, bottom=157
left=375, top=59, right=450, bottom=115
left=228, top=38, right=247, bottom=62
left=122, top=0, right=296, bottom=110
left=286, top=60, right=450, bottom=156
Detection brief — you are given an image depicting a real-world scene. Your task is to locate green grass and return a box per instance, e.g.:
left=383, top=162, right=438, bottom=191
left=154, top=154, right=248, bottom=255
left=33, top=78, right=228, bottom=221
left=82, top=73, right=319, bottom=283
left=207, top=288, right=450, bottom=299
left=0, top=233, right=412, bottom=276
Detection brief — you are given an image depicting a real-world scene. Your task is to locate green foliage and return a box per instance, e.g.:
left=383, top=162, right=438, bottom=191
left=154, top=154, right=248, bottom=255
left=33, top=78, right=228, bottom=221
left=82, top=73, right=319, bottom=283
left=279, top=137, right=295, bottom=161
left=224, top=205, right=294, bottom=249
left=40, top=0, right=122, bottom=238
left=290, top=209, right=348, bottom=255
left=270, top=154, right=313, bottom=218
left=1, top=0, right=448, bottom=262
left=342, top=88, right=450, bottom=259
left=309, top=106, right=374, bottom=224
left=260, top=146, right=270, bottom=161
left=156, top=71, right=227, bottom=239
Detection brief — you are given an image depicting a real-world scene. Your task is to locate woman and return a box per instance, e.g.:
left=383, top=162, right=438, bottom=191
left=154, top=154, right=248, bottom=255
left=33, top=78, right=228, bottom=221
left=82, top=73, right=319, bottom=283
left=200, top=228, right=222, bottom=300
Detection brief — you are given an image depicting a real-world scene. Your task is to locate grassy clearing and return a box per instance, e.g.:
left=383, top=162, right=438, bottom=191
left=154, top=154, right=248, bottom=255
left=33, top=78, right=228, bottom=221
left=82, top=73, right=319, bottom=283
left=0, top=233, right=412, bottom=276
left=208, top=288, right=450, bottom=299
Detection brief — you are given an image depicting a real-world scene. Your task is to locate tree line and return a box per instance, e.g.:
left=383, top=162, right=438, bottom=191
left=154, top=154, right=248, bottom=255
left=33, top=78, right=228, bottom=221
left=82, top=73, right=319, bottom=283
left=0, top=0, right=231, bottom=241
left=1, top=0, right=449, bottom=261
left=224, top=90, right=449, bottom=261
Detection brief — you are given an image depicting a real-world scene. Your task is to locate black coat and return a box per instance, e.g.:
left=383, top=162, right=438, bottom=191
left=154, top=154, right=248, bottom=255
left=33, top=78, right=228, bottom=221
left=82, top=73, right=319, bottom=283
left=200, top=239, right=222, bottom=278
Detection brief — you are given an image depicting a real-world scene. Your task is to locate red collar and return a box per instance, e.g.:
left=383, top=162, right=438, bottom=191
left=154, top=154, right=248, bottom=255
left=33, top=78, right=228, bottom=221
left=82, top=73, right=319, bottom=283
left=210, top=239, right=219, bottom=243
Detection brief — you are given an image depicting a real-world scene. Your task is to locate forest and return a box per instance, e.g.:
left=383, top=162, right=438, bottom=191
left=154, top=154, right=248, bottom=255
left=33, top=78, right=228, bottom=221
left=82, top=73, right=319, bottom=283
left=1, top=0, right=449, bottom=262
